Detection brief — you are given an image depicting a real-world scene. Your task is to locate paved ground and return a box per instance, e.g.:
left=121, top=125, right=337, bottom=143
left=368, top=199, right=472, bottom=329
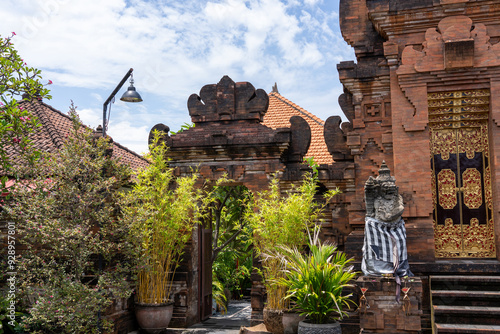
left=172, top=300, right=251, bottom=334
left=130, top=300, right=251, bottom=334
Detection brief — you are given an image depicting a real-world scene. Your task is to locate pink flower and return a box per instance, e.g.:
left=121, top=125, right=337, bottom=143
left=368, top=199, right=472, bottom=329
left=12, top=137, right=20, bottom=144
left=12, top=32, right=16, bottom=36
left=48, top=80, right=53, bottom=85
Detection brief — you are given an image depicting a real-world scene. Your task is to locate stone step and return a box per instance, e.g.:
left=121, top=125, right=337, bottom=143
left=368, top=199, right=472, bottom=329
left=435, top=323, right=500, bottom=333
left=433, top=305, right=500, bottom=315
left=432, top=290, right=500, bottom=299
left=430, top=276, right=500, bottom=283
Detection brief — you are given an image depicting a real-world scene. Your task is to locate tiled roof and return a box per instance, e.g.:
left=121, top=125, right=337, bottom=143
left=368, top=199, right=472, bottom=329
left=264, top=92, right=333, bottom=165
left=13, top=99, right=149, bottom=171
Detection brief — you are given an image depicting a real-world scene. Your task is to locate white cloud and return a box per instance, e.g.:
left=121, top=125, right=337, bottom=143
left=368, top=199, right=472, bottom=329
left=1, top=0, right=355, bottom=153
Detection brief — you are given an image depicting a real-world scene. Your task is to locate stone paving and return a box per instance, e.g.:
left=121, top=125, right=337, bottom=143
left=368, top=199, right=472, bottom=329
left=128, top=300, right=251, bottom=334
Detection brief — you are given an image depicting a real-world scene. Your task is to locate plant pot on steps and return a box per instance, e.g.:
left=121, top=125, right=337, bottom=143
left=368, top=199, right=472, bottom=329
left=134, top=302, right=174, bottom=334
left=297, top=320, right=341, bottom=334
left=282, top=311, right=306, bottom=334
left=263, top=308, right=284, bottom=334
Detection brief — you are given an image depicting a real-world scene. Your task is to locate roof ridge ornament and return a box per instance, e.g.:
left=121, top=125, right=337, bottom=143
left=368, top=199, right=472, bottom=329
left=271, top=82, right=279, bottom=94
left=187, top=75, right=269, bottom=123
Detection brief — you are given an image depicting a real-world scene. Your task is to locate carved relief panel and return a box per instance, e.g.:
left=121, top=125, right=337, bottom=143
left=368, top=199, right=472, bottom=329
left=429, top=90, right=496, bottom=258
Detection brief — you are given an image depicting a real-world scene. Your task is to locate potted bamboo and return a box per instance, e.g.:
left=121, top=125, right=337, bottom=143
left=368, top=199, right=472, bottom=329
left=246, top=171, right=338, bottom=334
left=276, top=227, right=357, bottom=334
left=121, top=132, right=204, bottom=333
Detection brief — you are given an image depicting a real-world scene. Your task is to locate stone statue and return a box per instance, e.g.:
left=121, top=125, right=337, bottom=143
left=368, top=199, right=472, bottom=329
left=362, top=162, right=412, bottom=277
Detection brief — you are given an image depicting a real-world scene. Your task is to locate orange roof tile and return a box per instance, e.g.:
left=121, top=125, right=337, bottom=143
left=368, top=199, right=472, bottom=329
left=13, top=100, right=149, bottom=171
left=264, top=92, right=333, bottom=165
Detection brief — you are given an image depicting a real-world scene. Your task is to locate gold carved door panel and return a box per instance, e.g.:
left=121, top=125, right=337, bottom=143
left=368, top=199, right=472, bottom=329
left=429, top=90, right=496, bottom=258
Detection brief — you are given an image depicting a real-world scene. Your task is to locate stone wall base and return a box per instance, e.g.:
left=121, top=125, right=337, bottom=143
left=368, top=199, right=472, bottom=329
left=356, top=276, right=422, bottom=333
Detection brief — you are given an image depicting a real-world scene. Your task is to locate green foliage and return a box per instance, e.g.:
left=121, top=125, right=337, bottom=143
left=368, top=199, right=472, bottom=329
left=0, top=32, right=51, bottom=183
left=170, top=122, right=195, bottom=135
left=303, top=157, right=319, bottom=175
left=212, top=247, right=252, bottom=300
left=211, top=185, right=252, bottom=263
left=121, top=131, right=205, bottom=304
left=209, top=183, right=253, bottom=300
left=212, top=276, right=227, bottom=314
left=276, top=229, right=357, bottom=324
left=0, top=296, right=24, bottom=334
left=245, top=173, right=339, bottom=310
left=3, top=109, right=134, bottom=333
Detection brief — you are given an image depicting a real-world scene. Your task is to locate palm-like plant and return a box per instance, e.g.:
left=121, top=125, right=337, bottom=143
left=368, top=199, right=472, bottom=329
left=277, top=228, right=357, bottom=324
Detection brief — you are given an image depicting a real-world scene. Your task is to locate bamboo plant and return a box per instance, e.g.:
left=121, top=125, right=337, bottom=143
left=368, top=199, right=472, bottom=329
left=121, top=132, right=204, bottom=305
left=245, top=170, right=338, bottom=310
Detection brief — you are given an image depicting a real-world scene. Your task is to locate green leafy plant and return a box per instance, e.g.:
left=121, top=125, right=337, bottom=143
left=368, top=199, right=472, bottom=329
left=213, top=247, right=252, bottom=300
left=4, top=109, right=134, bottom=333
left=246, top=173, right=338, bottom=310
left=0, top=296, right=24, bottom=334
left=210, top=184, right=253, bottom=300
left=211, top=185, right=252, bottom=264
left=212, top=276, right=227, bottom=314
left=276, top=227, right=357, bottom=324
left=0, top=32, right=51, bottom=187
left=170, top=122, right=195, bottom=135
left=121, top=131, right=205, bottom=305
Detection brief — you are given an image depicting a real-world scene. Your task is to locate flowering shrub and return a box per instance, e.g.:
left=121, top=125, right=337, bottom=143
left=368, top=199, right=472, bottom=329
left=4, top=109, right=134, bottom=333
left=0, top=32, right=51, bottom=184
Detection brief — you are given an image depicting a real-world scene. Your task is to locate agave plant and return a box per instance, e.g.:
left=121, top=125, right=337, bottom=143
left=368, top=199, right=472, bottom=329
left=276, top=227, right=357, bottom=324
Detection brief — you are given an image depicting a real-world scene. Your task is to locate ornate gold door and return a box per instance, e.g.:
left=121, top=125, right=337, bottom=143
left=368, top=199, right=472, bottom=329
left=429, top=90, right=496, bottom=258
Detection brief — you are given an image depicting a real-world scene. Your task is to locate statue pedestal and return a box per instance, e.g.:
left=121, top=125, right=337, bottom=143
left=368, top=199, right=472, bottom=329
left=356, top=276, right=422, bottom=333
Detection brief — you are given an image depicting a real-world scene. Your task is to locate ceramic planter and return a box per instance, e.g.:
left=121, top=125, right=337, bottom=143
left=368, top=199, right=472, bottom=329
left=297, top=320, right=341, bottom=334
left=263, top=308, right=284, bottom=334
left=134, top=302, right=174, bottom=334
left=282, top=311, right=306, bottom=334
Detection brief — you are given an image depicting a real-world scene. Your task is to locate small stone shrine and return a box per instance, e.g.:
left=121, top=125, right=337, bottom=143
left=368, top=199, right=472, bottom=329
left=357, top=163, right=422, bottom=333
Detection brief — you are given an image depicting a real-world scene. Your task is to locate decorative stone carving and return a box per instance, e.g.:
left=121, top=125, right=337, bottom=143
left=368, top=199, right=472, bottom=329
left=283, top=115, right=311, bottom=163
left=362, top=162, right=412, bottom=277
left=400, top=15, right=500, bottom=73
left=187, top=75, right=269, bottom=123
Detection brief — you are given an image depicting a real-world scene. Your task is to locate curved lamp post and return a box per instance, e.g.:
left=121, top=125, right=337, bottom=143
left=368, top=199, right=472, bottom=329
left=97, top=68, right=142, bottom=332
left=102, top=68, right=143, bottom=137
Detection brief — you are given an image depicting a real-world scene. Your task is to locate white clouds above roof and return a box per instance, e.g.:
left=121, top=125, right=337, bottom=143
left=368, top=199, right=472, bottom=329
left=1, top=0, right=354, bottom=154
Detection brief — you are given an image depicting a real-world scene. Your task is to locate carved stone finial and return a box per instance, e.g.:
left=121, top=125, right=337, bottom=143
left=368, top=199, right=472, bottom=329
left=324, top=116, right=351, bottom=161
left=377, top=161, right=394, bottom=183
left=272, top=82, right=279, bottom=94
left=187, top=75, right=269, bottom=123
left=283, top=116, right=311, bottom=163
left=148, top=123, right=171, bottom=148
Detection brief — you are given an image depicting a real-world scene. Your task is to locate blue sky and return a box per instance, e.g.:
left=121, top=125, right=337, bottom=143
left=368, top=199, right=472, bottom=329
left=1, top=0, right=354, bottom=155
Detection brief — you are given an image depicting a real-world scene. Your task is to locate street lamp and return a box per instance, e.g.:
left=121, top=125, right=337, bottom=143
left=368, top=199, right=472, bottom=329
left=97, top=68, right=142, bottom=332
left=102, top=68, right=143, bottom=137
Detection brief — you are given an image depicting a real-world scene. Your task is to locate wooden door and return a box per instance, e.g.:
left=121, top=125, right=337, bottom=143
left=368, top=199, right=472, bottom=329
left=429, top=90, right=496, bottom=258
left=199, top=225, right=213, bottom=321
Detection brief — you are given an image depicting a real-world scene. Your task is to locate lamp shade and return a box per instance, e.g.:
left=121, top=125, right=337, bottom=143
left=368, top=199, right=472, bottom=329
left=120, top=84, right=143, bottom=102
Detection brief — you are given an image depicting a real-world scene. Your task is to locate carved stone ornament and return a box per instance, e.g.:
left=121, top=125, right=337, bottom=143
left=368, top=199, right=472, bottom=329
left=187, top=75, right=269, bottom=123
left=362, top=162, right=412, bottom=277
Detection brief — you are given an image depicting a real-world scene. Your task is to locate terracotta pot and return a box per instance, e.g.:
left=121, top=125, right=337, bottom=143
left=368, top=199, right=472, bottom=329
left=282, top=311, right=306, bottom=334
left=297, top=320, right=341, bottom=334
left=134, top=302, right=174, bottom=334
left=263, top=308, right=284, bottom=334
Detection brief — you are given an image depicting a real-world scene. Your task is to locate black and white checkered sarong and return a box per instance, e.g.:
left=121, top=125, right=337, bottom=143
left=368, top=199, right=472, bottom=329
left=362, top=217, right=412, bottom=277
